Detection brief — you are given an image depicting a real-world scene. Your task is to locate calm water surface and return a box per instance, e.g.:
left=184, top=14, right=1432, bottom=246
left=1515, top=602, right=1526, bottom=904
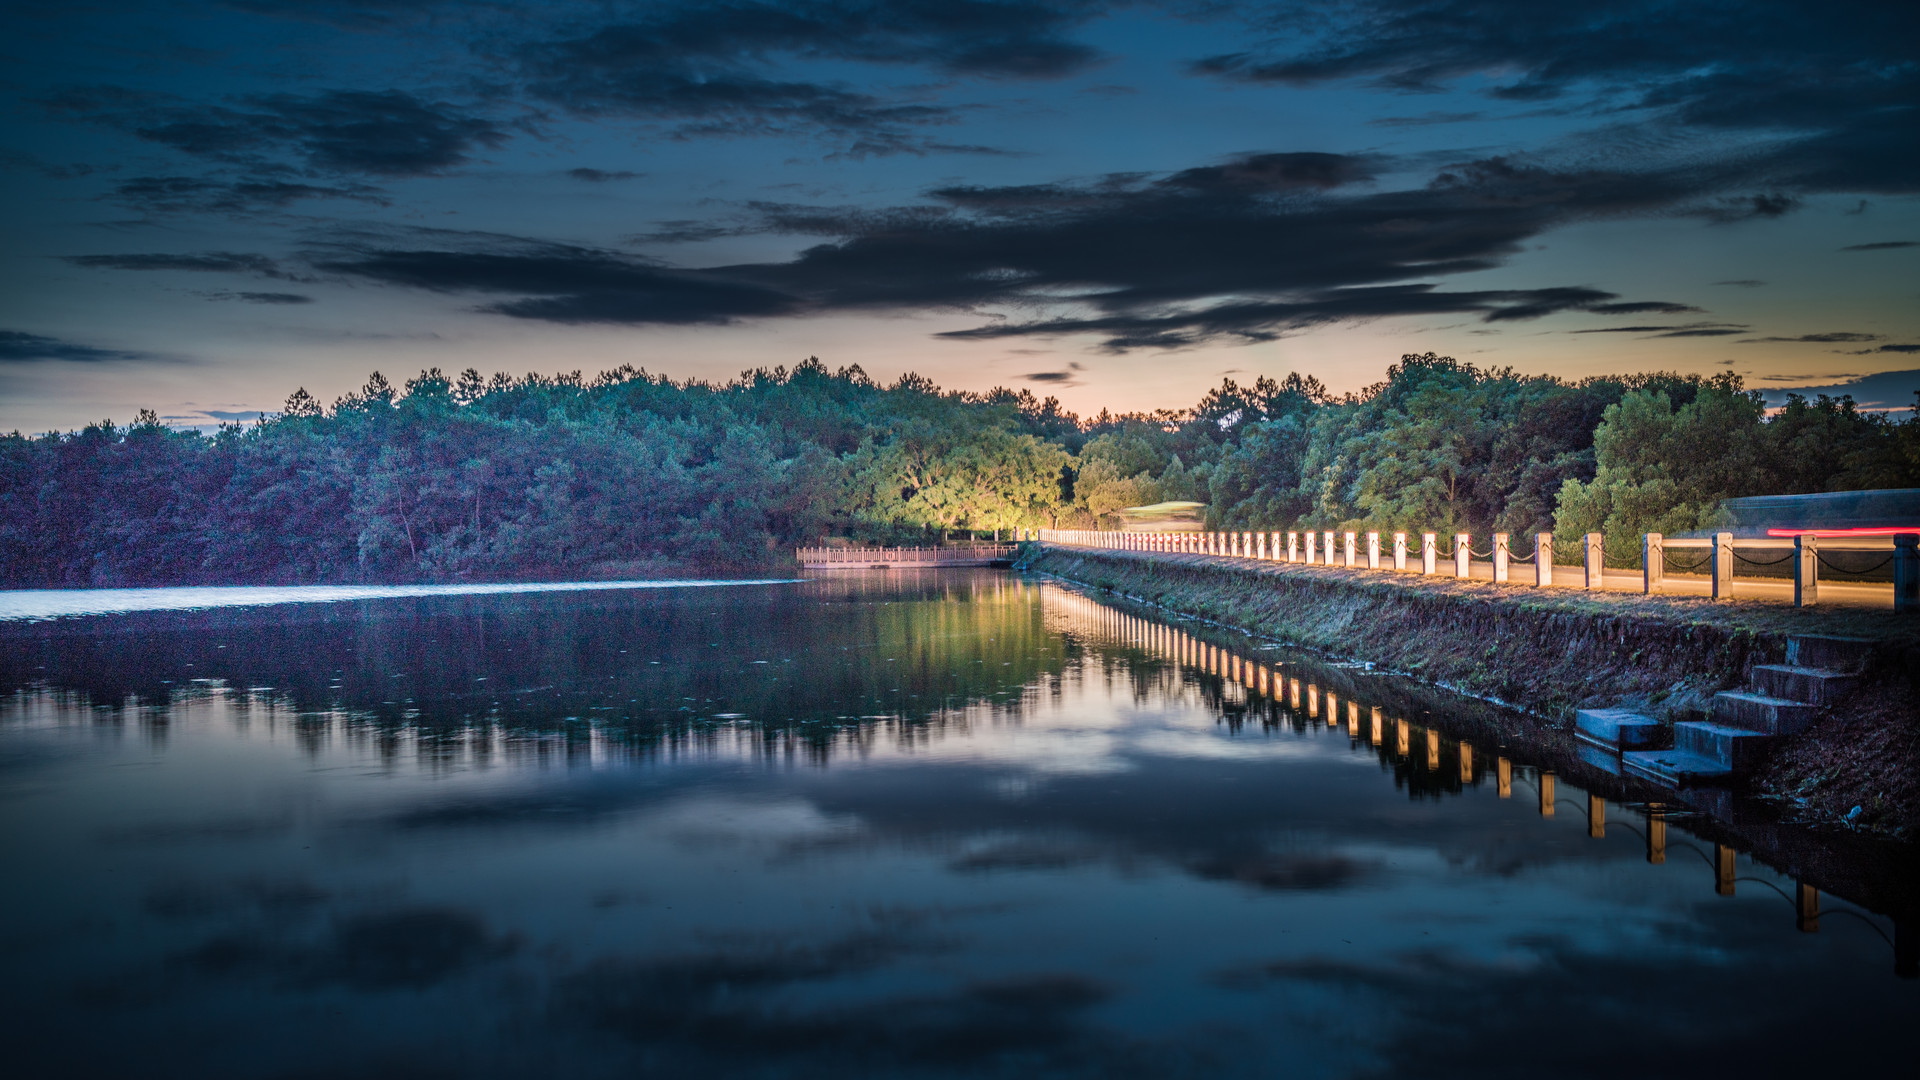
left=1, top=571, right=1910, bottom=1078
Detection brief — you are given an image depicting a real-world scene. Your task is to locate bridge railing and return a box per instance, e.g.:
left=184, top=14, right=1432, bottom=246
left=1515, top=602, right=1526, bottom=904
left=1035, top=527, right=1920, bottom=611
left=796, top=544, right=1018, bottom=566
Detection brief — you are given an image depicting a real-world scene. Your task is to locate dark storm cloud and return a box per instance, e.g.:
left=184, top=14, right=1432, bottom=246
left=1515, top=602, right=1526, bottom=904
left=1840, top=240, right=1918, bottom=251
left=1193, top=1, right=1920, bottom=196
left=52, top=88, right=506, bottom=177
left=511, top=1, right=1107, bottom=153
left=307, top=151, right=1714, bottom=349
left=0, top=330, right=158, bottom=364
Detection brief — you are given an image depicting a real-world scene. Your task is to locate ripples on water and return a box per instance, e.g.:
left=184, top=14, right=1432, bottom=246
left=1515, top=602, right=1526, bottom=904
left=0, top=571, right=1910, bottom=1078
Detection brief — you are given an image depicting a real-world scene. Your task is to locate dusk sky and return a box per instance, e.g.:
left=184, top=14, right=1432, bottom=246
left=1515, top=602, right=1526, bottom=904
left=3, top=0, right=1916, bottom=433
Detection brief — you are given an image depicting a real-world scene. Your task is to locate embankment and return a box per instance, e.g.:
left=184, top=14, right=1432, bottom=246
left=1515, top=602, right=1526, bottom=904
left=1025, top=544, right=1919, bottom=835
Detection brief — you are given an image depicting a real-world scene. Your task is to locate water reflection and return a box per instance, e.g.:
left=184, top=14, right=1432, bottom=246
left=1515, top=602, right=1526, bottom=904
left=0, top=571, right=1911, bottom=1078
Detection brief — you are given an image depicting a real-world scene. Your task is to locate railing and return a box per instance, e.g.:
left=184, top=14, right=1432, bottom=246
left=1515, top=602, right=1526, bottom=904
left=1035, top=527, right=1920, bottom=611
left=796, top=544, right=1017, bottom=567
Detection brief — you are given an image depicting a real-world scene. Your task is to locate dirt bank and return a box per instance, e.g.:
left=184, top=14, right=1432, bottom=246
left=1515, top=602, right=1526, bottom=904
left=1024, top=545, right=1920, bottom=837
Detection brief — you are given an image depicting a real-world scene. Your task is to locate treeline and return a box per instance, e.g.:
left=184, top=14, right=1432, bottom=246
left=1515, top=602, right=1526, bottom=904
left=2, top=354, right=1915, bottom=586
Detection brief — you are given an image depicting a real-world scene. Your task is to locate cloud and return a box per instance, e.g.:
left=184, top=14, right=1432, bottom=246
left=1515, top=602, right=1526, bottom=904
left=0, top=329, right=159, bottom=363
left=55, top=88, right=506, bottom=177
left=305, top=149, right=1724, bottom=349
left=1841, top=343, right=1920, bottom=355
left=66, top=251, right=303, bottom=279
left=309, top=232, right=801, bottom=324
left=1840, top=240, right=1918, bottom=251
left=1584, top=301, right=1703, bottom=315
left=1191, top=2, right=1920, bottom=198
left=106, top=175, right=387, bottom=214
left=1369, top=111, right=1484, bottom=127
left=507, top=2, right=1110, bottom=154
left=1741, top=332, right=1878, bottom=343
left=204, top=291, right=315, bottom=304
left=1569, top=322, right=1747, bottom=337
left=567, top=167, right=642, bottom=182
left=1713, top=279, right=1766, bottom=287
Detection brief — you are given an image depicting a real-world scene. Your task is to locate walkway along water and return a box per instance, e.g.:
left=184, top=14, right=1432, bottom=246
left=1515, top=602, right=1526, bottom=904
left=1032, top=527, right=1920, bottom=610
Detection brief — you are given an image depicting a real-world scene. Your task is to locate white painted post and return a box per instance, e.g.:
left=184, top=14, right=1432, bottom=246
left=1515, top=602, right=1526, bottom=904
left=1794, top=534, right=1818, bottom=608
left=1712, top=531, right=1734, bottom=599
left=1535, top=532, right=1553, bottom=587
left=1256, top=533, right=1266, bottom=560
left=1895, top=533, right=1919, bottom=612
left=1454, top=533, right=1471, bottom=578
left=1244, top=531, right=1254, bottom=558
left=1394, top=532, right=1407, bottom=570
left=1421, top=533, right=1437, bottom=575
left=1493, top=532, right=1510, bottom=583
left=1322, top=531, right=1335, bottom=566
left=1644, top=532, right=1663, bottom=594
left=1584, top=532, right=1603, bottom=589
left=1304, top=531, right=1317, bottom=564
left=1287, top=531, right=1298, bottom=562
left=1343, top=532, right=1356, bottom=567
left=1367, top=532, right=1381, bottom=569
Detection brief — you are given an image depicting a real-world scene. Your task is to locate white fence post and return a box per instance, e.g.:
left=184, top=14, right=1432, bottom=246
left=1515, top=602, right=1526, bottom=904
left=1794, top=534, right=1818, bottom=607
left=1584, top=533, right=1603, bottom=589
left=1895, top=533, right=1919, bottom=612
left=1287, top=531, right=1298, bottom=562
left=1304, top=531, right=1317, bottom=564
left=1712, top=531, right=1734, bottom=599
left=1421, top=533, right=1436, bottom=575
left=1535, top=532, right=1553, bottom=587
left=1454, top=533, right=1471, bottom=578
left=1367, top=532, right=1381, bottom=569
left=1343, top=531, right=1356, bottom=567
left=1493, top=532, right=1510, bottom=583
left=1322, top=531, right=1335, bottom=566
left=1643, top=533, right=1663, bottom=594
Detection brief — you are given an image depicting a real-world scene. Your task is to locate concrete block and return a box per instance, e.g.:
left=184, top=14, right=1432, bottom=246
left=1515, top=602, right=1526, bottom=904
left=1750, top=664, right=1860, bottom=706
left=1574, top=708, right=1663, bottom=751
left=1622, top=748, right=1732, bottom=786
left=1675, top=720, right=1776, bottom=771
left=1711, top=691, right=1821, bottom=736
left=1784, top=635, right=1874, bottom=672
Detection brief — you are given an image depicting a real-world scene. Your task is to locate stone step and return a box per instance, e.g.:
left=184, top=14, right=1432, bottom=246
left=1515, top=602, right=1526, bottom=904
left=1674, top=721, right=1776, bottom=771
left=1750, top=664, right=1859, bottom=706
left=1711, top=691, right=1821, bottom=735
left=1622, top=748, right=1733, bottom=786
left=1574, top=708, right=1663, bottom=751
left=1785, top=635, right=1874, bottom=673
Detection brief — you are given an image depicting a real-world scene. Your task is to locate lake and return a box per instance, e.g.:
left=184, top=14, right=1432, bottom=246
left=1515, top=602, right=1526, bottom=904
left=1, top=571, right=1910, bottom=1078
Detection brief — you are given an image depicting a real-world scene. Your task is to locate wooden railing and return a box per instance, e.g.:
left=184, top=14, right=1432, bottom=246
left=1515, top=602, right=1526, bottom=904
left=1036, top=528, right=1920, bottom=611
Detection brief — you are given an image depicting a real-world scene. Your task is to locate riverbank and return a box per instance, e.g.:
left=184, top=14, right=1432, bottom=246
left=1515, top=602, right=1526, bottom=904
left=1023, top=544, right=1920, bottom=837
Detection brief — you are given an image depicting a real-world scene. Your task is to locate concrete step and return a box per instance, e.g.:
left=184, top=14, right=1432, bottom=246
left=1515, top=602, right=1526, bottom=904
left=1750, top=664, right=1859, bottom=706
left=1785, top=635, right=1874, bottom=673
left=1675, top=721, right=1776, bottom=771
left=1711, top=691, right=1821, bottom=735
left=1574, top=708, right=1663, bottom=751
left=1623, top=748, right=1733, bottom=786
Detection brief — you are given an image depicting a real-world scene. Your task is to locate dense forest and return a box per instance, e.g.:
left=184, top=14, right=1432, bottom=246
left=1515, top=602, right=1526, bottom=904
left=3, top=353, right=1916, bottom=586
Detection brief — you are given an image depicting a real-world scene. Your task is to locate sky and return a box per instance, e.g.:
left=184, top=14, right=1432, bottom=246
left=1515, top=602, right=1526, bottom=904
left=1, top=0, right=1916, bottom=433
